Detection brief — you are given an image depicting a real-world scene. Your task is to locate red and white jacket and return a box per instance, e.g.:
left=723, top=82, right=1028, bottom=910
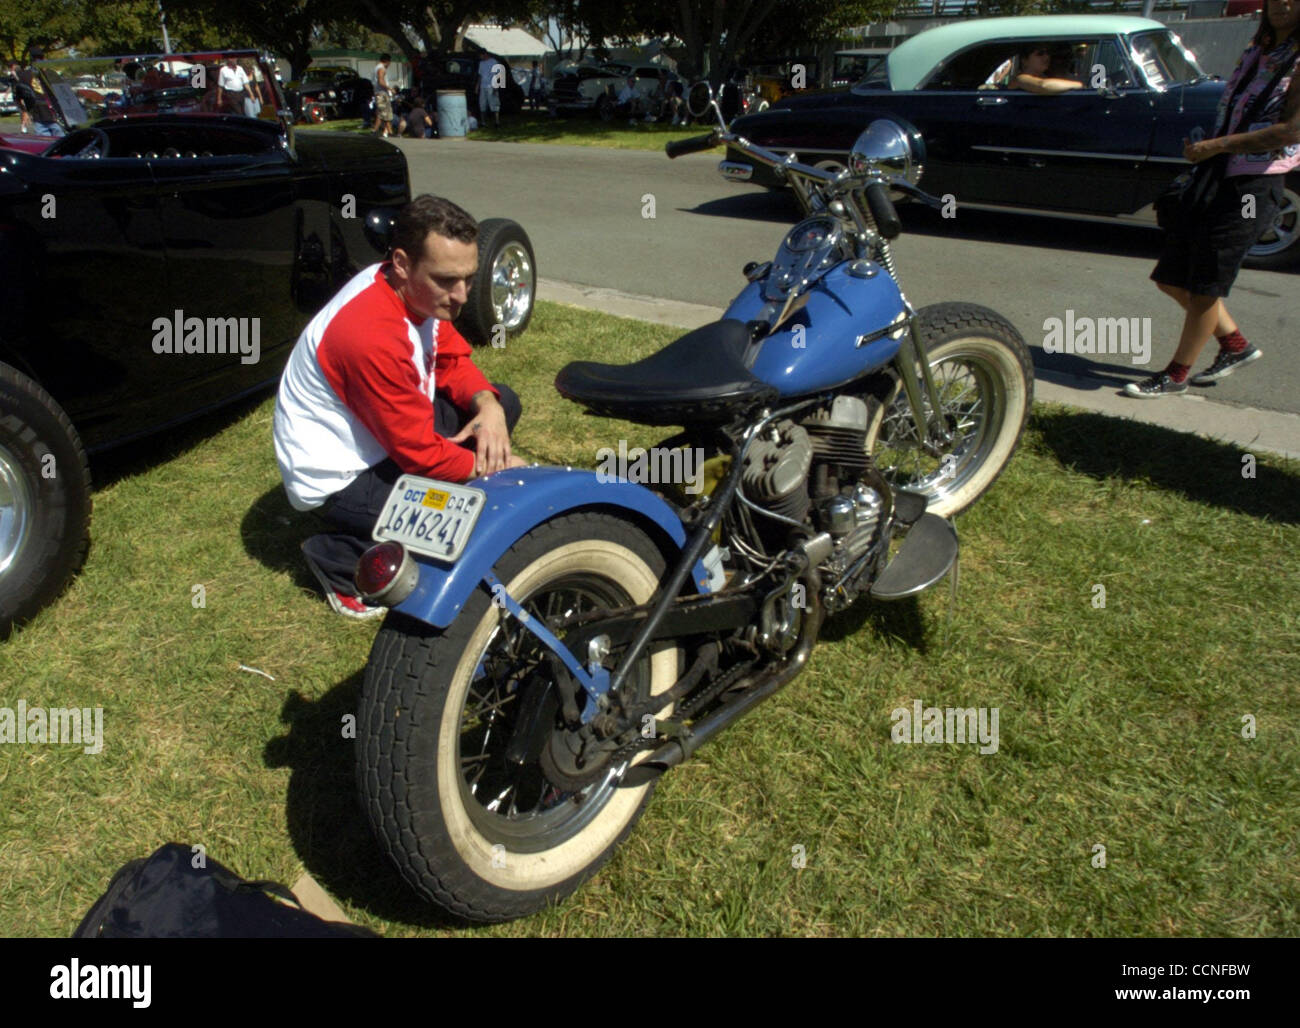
left=274, top=263, right=497, bottom=511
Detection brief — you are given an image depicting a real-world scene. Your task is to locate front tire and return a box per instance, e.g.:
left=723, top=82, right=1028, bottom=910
left=865, top=303, right=1032, bottom=520
left=455, top=218, right=536, bottom=346
left=0, top=362, right=92, bottom=638
left=357, top=512, right=677, bottom=922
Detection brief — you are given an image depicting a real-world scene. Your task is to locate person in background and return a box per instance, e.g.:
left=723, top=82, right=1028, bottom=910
left=398, top=95, right=433, bottom=138
left=1130, top=0, right=1300, bottom=397
left=216, top=54, right=254, bottom=115
left=12, top=49, right=65, bottom=137
left=372, top=53, right=394, bottom=137
left=1008, top=44, right=1082, bottom=94
left=615, top=75, right=649, bottom=125
left=477, top=52, right=501, bottom=128
left=528, top=59, right=545, bottom=110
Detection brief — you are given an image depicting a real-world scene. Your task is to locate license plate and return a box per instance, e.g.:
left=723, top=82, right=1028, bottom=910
left=373, top=475, right=486, bottom=562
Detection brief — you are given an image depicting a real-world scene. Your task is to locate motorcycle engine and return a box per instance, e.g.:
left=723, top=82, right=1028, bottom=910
left=742, top=420, right=813, bottom=524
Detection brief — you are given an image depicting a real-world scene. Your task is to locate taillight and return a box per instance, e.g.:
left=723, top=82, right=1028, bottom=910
left=355, top=541, right=419, bottom=606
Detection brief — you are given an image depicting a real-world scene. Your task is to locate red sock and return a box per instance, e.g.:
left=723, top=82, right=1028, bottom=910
left=1217, top=329, right=1248, bottom=354
left=1165, top=361, right=1191, bottom=383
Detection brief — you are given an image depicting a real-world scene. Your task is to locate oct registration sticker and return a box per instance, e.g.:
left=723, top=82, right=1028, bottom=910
left=373, top=475, right=486, bottom=562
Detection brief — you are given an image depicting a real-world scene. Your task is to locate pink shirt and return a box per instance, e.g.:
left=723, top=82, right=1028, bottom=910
left=1217, top=41, right=1300, bottom=177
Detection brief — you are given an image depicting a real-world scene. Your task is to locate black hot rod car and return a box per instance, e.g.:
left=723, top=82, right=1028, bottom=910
left=0, top=50, right=537, bottom=636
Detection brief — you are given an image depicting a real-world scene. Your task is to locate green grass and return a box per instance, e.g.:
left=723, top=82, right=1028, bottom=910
left=1, top=300, right=1297, bottom=936
left=301, top=110, right=721, bottom=152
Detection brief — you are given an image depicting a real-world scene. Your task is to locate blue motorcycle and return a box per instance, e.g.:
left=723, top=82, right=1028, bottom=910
left=353, top=84, right=1032, bottom=922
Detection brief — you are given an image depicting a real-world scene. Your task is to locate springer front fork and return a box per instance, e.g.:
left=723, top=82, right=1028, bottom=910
left=893, top=298, right=952, bottom=457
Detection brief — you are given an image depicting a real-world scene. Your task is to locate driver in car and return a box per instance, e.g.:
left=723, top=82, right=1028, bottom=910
left=274, top=195, right=526, bottom=619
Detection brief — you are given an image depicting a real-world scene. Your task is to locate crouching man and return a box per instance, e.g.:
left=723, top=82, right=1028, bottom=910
left=274, top=195, right=526, bottom=618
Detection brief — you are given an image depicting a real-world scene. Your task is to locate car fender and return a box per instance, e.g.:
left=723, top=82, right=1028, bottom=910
left=390, top=465, right=711, bottom=628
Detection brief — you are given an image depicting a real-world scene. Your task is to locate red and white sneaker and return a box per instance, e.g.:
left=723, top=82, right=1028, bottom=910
left=301, top=545, right=386, bottom=621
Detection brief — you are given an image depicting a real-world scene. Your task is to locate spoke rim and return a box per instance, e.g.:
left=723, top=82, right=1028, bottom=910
left=457, top=572, right=643, bottom=853
left=873, top=348, right=1005, bottom=504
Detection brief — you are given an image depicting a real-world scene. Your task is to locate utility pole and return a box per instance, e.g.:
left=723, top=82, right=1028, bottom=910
left=158, top=1, right=172, bottom=53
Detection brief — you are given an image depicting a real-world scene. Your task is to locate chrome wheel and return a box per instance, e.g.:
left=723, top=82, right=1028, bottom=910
left=874, top=348, right=1005, bottom=507
left=490, top=241, right=534, bottom=333
left=1246, top=185, right=1299, bottom=261
left=865, top=304, right=1032, bottom=520
left=0, top=444, right=32, bottom=578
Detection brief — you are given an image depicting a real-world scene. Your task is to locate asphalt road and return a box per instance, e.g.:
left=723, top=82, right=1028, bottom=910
left=398, top=138, right=1298, bottom=422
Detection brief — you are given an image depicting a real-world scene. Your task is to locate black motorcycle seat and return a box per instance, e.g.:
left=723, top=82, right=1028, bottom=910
left=554, top=319, right=778, bottom=425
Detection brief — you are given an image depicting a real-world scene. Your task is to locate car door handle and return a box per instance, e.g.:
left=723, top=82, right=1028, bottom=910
left=976, top=95, right=1008, bottom=106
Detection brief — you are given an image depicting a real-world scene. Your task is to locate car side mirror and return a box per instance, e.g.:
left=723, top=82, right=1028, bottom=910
left=687, top=80, right=728, bottom=129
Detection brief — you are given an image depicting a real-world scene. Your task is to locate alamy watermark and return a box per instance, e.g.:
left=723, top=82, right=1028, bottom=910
left=152, top=309, right=261, bottom=365
left=1043, top=309, right=1151, bottom=365
left=0, top=700, right=103, bottom=754
left=595, top=441, right=705, bottom=494
left=891, top=699, right=999, bottom=754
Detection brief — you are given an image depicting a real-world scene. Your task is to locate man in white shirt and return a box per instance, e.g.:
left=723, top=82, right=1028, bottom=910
left=477, top=53, right=501, bottom=127
left=216, top=55, right=261, bottom=116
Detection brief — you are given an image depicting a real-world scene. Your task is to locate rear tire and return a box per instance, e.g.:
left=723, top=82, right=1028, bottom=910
left=1242, top=178, right=1300, bottom=269
left=0, top=362, right=91, bottom=638
left=865, top=303, right=1032, bottom=520
left=357, top=512, right=677, bottom=922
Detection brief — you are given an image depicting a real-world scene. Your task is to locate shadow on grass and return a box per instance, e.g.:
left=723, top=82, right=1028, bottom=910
left=1034, top=408, right=1300, bottom=523
left=240, top=485, right=332, bottom=594
left=820, top=592, right=930, bottom=653
left=263, top=673, right=469, bottom=931
left=89, top=388, right=272, bottom=492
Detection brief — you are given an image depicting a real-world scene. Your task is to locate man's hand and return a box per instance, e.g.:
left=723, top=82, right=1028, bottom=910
left=447, top=391, right=527, bottom=476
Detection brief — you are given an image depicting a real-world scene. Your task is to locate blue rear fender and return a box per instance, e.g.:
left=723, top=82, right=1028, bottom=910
left=390, top=465, right=711, bottom=628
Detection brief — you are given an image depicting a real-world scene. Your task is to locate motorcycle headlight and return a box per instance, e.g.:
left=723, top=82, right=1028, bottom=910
left=849, top=119, right=924, bottom=186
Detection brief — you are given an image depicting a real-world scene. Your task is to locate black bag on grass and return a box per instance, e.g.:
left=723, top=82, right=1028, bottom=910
left=73, top=843, right=376, bottom=938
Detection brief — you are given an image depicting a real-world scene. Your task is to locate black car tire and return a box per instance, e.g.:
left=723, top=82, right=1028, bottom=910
left=0, top=362, right=92, bottom=638
left=1242, top=177, right=1300, bottom=270
left=456, top=218, right=536, bottom=346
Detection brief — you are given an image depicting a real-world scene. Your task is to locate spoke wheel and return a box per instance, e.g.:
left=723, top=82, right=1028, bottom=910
left=866, top=303, right=1033, bottom=520
left=357, top=512, right=676, bottom=922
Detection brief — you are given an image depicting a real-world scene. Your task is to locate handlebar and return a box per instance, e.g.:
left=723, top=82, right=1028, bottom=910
left=665, top=131, right=721, bottom=159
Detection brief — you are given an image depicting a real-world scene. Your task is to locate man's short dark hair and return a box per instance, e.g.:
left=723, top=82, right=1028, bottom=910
left=379, top=53, right=391, bottom=63
left=392, top=195, right=478, bottom=262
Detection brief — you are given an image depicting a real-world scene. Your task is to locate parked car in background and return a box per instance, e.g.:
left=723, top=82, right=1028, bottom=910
left=722, top=15, right=1300, bottom=268
left=0, top=81, right=18, bottom=116
left=285, top=64, right=374, bottom=123
left=831, top=48, right=890, bottom=87
left=424, top=50, right=526, bottom=117
left=0, top=49, right=537, bottom=636
left=548, top=62, right=676, bottom=119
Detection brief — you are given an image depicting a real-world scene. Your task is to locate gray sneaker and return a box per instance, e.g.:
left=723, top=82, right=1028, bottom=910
left=1190, top=345, right=1261, bottom=385
left=1123, top=372, right=1188, bottom=399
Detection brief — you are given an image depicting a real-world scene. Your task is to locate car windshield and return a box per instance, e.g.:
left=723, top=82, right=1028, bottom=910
left=1129, top=30, right=1205, bottom=88
left=35, top=52, right=283, bottom=128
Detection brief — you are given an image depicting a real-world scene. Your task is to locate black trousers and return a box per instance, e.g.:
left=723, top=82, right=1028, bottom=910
left=302, top=384, right=521, bottom=595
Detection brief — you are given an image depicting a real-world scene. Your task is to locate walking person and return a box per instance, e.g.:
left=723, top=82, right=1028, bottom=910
left=1129, top=0, right=1300, bottom=397
left=372, top=53, right=394, bottom=137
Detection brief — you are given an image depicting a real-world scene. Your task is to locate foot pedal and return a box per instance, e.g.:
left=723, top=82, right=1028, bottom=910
left=893, top=489, right=928, bottom=527
left=869, top=513, right=958, bottom=601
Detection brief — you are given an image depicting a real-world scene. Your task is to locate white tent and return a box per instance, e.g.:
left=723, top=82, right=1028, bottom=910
left=463, top=25, right=548, bottom=59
